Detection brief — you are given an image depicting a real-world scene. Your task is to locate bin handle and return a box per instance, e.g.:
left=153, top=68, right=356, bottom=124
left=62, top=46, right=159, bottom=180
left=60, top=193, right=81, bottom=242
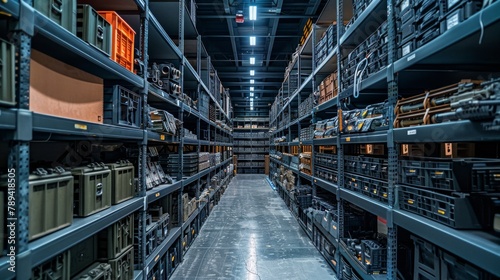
left=96, top=183, right=103, bottom=196
left=51, top=0, right=63, bottom=14
left=97, top=25, right=104, bottom=41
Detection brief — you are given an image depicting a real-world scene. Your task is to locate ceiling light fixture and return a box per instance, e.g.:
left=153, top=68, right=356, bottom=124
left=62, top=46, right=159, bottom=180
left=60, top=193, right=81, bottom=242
left=250, top=79, right=255, bottom=84
left=249, top=6, right=257, bottom=21
left=250, top=87, right=254, bottom=91
left=250, top=36, right=256, bottom=46
left=250, top=57, right=255, bottom=65
left=250, top=98, right=254, bottom=102
left=250, top=92, right=254, bottom=97
left=250, top=70, right=255, bottom=76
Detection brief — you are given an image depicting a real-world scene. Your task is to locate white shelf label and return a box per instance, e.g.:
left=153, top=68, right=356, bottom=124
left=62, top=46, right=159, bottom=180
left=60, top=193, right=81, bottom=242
left=407, top=129, right=417, bottom=136
left=407, top=54, right=416, bottom=62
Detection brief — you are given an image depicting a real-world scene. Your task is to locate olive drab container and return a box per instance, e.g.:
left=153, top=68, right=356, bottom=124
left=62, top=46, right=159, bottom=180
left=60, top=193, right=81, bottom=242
left=98, top=214, right=134, bottom=259
left=0, top=168, right=74, bottom=241
left=106, top=160, right=135, bottom=205
left=34, top=0, right=77, bottom=34
left=71, top=262, right=112, bottom=280
left=72, top=163, right=112, bottom=217
left=106, top=246, right=134, bottom=280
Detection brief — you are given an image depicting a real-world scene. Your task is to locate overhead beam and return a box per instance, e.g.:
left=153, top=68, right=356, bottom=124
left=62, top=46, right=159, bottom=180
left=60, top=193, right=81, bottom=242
left=198, top=15, right=313, bottom=19
left=217, top=72, right=284, bottom=78
left=223, top=81, right=282, bottom=86
left=203, top=35, right=301, bottom=38
left=266, top=0, right=284, bottom=68
left=224, top=0, right=239, bottom=67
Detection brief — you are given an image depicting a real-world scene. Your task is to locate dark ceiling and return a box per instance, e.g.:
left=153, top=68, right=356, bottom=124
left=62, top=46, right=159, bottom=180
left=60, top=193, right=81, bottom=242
left=195, top=0, right=328, bottom=119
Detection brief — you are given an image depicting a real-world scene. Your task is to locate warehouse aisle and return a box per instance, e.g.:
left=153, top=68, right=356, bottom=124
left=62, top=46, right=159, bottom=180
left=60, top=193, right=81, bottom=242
left=171, top=174, right=336, bottom=280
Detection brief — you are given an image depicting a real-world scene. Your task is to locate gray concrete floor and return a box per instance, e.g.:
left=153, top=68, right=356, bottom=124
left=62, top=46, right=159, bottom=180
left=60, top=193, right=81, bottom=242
left=171, top=174, right=336, bottom=280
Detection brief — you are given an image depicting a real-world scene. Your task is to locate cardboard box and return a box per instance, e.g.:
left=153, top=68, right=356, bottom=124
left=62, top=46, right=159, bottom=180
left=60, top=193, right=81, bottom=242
left=30, top=50, right=104, bottom=123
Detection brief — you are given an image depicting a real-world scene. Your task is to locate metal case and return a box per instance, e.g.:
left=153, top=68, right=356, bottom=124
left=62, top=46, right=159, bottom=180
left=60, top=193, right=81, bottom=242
left=34, top=0, right=77, bottom=34
left=106, top=246, right=134, bottom=280
left=32, top=250, right=71, bottom=280
left=106, top=160, right=135, bottom=205
left=104, top=86, right=142, bottom=128
left=98, top=214, right=134, bottom=260
left=70, top=235, right=97, bottom=277
left=1, top=170, right=73, bottom=241
left=71, top=263, right=112, bottom=280
left=0, top=39, right=16, bottom=106
left=72, top=163, right=112, bottom=217
left=76, top=5, right=112, bottom=56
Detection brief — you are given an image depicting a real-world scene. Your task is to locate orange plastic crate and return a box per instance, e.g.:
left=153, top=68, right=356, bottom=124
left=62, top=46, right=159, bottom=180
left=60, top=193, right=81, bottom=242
left=98, top=11, right=135, bottom=72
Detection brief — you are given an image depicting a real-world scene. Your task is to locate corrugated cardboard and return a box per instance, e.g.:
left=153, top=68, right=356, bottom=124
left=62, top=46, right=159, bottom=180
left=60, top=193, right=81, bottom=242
left=30, top=50, right=103, bottom=123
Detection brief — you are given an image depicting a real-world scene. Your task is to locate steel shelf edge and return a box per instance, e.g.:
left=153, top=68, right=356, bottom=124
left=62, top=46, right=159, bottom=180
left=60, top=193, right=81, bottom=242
left=340, top=0, right=387, bottom=47
left=393, top=120, right=500, bottom=143
left=341, top=130, right=388, bottom=144
left=134, top=270, right=143, bottom=280
left=32, top=113, right=144, bottom=140
left=0, top=108, right=17, bottom=130
left=145, top=227, right=182, bottom=272
left=340, top=189, right=388, bottom=217
left=314, top=178, right=339, bottom=195
left=313, top=137, right=338, bottom=146
left=147, top=181, right=182, bottom=203
left=0, top=0, right=19, bottom=19
left=315, top=96, right=339, bottom=113
left=393, top=210, right=500, bottom=276
left=29, top=198, right=143, bottom=267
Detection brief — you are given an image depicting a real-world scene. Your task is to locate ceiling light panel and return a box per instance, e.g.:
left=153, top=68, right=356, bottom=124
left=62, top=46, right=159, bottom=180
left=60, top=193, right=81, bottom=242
left=249, top=6, right=257, bottom=21
left=250, top=36, right=256, bottom=46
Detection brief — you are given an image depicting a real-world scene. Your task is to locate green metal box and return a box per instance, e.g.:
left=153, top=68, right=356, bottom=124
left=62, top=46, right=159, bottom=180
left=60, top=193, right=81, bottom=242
left=76, top=5, right=112, bottom=56
left=1, top=170, right=73, bottom=241
left=32, top=250, right=71, bottom=280
left=0, top=39, right=15, bottom=106
left=106, top=160, right=135, bottom=205
left=71, top=262, right=112, bottom=280
left=97, top=214, right=134, bottom=259
left=72, top=163, right=111, bottom=217
left=106, top=246, right=134, bottom=280
left=34, top=0, right=77, bottom=34
left=70, top=235, right=97, bottom=277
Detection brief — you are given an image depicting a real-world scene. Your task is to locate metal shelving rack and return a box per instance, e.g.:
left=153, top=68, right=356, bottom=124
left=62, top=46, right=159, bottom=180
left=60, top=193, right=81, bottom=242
left=233, top=118, right=269, bottom=174
left=0, top=1, right=233, bottom=279
left=268, top=0, right=500, bottom=279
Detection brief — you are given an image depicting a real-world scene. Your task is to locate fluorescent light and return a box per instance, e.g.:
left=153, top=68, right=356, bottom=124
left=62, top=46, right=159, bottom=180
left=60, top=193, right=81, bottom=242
left=251, top=107, right=254, bottom=110
left=249, top=6, right=257, bottom=21
left=250, top=70, right=255, bottom=76
left=250, top=57, right=255, bottom=65
left=250, top=98, right=254, bottom=101
left=250, top=36, right=256, bottom=46
left=250, top=87, right=254, bottom=91
left=250, top=92, right=254, bottom=97
left=250, top=79, right=254, bottom=84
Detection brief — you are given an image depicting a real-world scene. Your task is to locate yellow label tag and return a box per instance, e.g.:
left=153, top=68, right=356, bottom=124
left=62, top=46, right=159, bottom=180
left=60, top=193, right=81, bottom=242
left=155, top=255, right=160, bottom=262
left=494, top=174, right=500, bottom=178
left=155, top=192, right=160, bottom=197
left=438, top=209, right=446, bottom=215
left=383, top=193, right=388, bottom=197
left=434, top=171, right=444, bottom=175
left=172, top=256, right=175, bottom=262
left=333, top=225, right=337, bottom=230
left=314, top=180, right=317, bottom=183
left=408, top=199, right=414, bottom=204
left=160, top=134, right=165, bottom=140
left=409, top=169, right=416, bottom=173
left=346, top=137, right=351, bottom=142
left=183, top=242, right=186, bottom=246
left=74, top=124, right=88, bottom=130
left=373, top=189, right=377, bottom=194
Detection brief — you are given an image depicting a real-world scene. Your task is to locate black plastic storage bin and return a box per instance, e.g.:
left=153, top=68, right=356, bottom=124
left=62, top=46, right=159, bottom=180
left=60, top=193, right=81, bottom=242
left=104, top=85, right=142, bottom=128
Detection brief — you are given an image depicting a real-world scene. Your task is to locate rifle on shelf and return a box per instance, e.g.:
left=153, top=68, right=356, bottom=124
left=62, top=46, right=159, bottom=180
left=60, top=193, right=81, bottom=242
left=432, top=80, right=500, bottom=130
